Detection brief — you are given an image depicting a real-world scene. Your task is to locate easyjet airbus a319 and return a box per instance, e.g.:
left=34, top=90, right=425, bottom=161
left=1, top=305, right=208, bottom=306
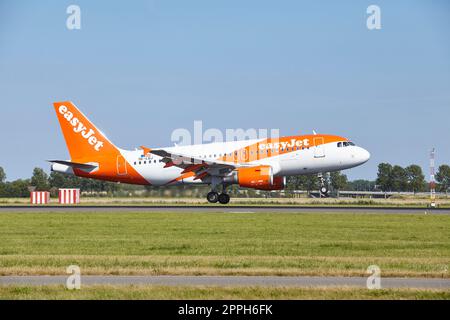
left=50, top=102, right=370, bottom=204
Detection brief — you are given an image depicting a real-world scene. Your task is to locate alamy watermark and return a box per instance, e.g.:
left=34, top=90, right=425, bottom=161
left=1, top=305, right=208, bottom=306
left=366, top=265, right=381, bottom=289
left=171, top=121, right=280, bottom=146
left=367, top=5, right=381, bottom=30
left=66, top=265, right=81, bottom=290
left=162, top=121, right=282, bottom=165
left=66, top=5, right=81, bottom=30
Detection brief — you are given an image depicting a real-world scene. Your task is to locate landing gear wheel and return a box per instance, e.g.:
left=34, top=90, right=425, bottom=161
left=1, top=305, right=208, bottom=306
left=207, top=191, right=219, bottom=203
left=318, top=172, right=329, bottom=197
left=320, top=186, right=329, bottom=197
left=218, top=193, right=230, bottom=205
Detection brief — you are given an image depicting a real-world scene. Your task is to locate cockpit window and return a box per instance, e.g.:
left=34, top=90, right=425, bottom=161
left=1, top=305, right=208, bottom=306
left=338, top=141, right=356, bottom=147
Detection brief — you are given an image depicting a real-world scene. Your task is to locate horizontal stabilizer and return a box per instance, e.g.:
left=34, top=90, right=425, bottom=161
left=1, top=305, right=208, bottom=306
left=47, top=160, right=98, bottom=170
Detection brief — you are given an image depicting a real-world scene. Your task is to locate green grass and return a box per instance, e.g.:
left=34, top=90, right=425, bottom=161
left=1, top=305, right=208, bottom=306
left=0, top=285, right=449, bottom=300
left=0, top=211, right=449, bottom=277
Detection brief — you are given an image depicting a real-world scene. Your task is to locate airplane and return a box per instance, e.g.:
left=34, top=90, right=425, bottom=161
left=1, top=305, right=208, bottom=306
left=49, top=101, right=370, bottom=204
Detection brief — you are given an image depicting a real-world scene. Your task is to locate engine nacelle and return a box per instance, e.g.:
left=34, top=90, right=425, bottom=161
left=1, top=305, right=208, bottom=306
left=257, top=176, right=286, bottom=190
left=235, top=166, right=285, bottom=190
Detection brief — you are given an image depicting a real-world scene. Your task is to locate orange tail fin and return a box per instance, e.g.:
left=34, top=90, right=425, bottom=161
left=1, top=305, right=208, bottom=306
left=53, top=101, right=118, bottom=161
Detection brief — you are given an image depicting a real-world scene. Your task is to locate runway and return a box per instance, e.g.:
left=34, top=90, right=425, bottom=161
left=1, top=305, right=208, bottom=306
left=0, top=205, right=449, bottom=214
left=1, top=275, right=449, bottom=289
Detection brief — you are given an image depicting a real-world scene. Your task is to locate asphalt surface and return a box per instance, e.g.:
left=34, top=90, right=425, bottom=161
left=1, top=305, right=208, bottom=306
left=0, top=205, right=449, bottom=214
left=1, top=275, right=449, bottom=289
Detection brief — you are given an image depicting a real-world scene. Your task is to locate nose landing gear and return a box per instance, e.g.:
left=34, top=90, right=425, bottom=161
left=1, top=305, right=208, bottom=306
left=318, top=173, right=329, bottom=197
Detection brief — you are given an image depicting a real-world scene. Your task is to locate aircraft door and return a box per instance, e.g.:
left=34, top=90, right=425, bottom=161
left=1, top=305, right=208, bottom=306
left=313, top=137, right=325, bottom=158
left=117, top=155, right=128, bottom=175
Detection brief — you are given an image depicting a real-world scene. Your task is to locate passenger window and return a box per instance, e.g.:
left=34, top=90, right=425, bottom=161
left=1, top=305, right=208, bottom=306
left=337, top=142, right=342, bottom=148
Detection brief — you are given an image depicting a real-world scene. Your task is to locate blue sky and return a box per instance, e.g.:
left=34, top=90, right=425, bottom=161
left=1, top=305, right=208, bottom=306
left=0, top=0, right=449, bottom=181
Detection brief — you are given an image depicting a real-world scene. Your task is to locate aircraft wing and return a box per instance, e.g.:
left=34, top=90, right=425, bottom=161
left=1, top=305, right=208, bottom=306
left=143, top=146, right=243, bottom=180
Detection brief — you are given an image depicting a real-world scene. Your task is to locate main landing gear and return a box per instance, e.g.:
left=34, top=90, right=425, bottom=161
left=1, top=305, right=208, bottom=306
left=207, top=182, right=231, bottom=204
left=206, top=191, right=230, bottom=204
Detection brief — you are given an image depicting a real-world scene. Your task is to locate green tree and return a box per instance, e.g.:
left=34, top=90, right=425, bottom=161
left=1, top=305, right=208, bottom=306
left=1, top=179, right=30, bottom=197
left=330, top=171, right=348, bottom=194
left=0, top=167, right=5, bottom=197
left=0, top=166, right=6, bottom=183
left=376, top=163, right=393, bottom=191
left=391, top=165, right=408, bottom=191
left=405, top=164, right=426, bottom=193
left=286, top=176, right=303, bottom=191
left=30, top=168, right=49, bottom=191
left=436, top=165, right=450, bottom=193
left=48, top=172, right=69, bottom=189
left=298, top=174, right=320, bottom=193
left=347, top=179, right=375, bottom=191
left=286, top=175, right=319, bottom=194
left=49, top=172, right=83, bottom=189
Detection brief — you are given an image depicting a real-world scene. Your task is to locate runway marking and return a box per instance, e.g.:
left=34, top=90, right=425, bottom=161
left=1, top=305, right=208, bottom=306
left=228, top=211, right=255, bottom=214
left=1, top=275, right=449, bottom=289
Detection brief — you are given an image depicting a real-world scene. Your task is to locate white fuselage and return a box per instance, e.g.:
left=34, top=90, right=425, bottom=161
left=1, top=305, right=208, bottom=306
left=120, top=138, right=370, bottom=186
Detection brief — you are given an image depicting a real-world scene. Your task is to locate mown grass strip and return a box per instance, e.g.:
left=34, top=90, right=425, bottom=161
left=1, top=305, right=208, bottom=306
left=0, top=212, right=449, bottom=277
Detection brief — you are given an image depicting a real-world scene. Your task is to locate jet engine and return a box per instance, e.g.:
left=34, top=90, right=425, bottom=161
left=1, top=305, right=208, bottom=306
left=228, top=165, right=286, bottom=190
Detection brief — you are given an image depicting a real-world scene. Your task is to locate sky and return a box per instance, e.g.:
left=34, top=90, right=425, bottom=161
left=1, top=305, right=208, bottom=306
left=0, top=0, right=449, bottom=181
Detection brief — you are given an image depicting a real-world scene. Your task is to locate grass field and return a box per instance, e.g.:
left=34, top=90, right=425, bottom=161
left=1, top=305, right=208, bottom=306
left=1, top=285, right=449, bottom=300
left=0, top=210, right=449, bottom=299
left=0, top=211, right=449, bottom=278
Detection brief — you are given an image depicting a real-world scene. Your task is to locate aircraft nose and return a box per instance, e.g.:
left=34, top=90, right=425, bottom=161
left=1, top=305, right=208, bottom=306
left=358, top=147, right=370, bottom=164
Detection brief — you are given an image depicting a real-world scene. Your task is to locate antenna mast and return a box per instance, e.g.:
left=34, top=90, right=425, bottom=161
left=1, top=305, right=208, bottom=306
left=430, top=148, right=436, bottom=208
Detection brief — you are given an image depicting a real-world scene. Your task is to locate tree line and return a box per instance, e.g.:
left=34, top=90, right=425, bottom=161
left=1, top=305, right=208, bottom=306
left=0, top=163, right=449, bottom=198
left=0, top=167, right=121, bottom=197
left=375, top=163, right=450, bottom=193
